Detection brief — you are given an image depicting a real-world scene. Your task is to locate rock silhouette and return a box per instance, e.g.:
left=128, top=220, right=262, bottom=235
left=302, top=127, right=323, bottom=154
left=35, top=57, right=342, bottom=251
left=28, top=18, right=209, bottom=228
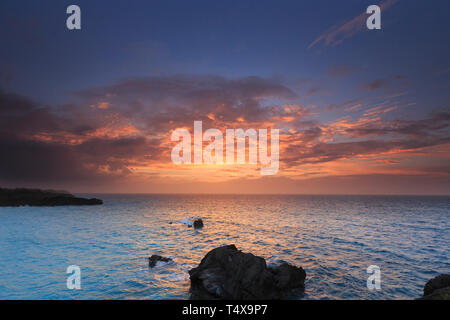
left=421, top=274, right=450, bottom=300
left=189, top=244, right=306, bottom=299
left=0, top=188, right=103, bottom=206
left=193, top=219, right=204, bottom=229
left=149, top=255, right=172, bottom=267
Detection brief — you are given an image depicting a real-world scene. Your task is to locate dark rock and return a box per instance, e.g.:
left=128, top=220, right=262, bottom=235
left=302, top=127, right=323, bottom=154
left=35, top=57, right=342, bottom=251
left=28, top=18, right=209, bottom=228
left=422, top=274, right=450, bottom=299
left=0, top=188, right=103, bottom=206
left=149, top=255, right=172, bottom=267
left=193, top=219, right=204, bottom=229
left=421, top=286, right=450, bottom=300
left=188, top=245, right=306, bottom=300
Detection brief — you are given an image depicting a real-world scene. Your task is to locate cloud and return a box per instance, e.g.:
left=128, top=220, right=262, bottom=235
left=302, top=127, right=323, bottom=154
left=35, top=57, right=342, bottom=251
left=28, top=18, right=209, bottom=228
left=280, top=111, right=450, bottom=169
left=345, top=112, right=450, bottom=138
left=287, top=137, right=449, bottom=166
left=0, top=73, right=448, bottom=192
left=362, top=79, right=390, bottom=91
left=73, top=75, right=299, bottom=132
left=308, top=0, right=398, bottom=49
left=0, top=89, right=162, bottom=186
left=0, top=76, right=301, bottom=186
left=302, top=87, right=331, bottom=98
left=361, top=75, right=407, bottom=91
left=326, top=97, right=364, bottom=111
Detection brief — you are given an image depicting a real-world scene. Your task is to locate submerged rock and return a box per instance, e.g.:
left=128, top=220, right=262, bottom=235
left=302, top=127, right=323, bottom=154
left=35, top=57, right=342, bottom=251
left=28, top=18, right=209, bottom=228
left=149, top=255, right=172, bottom=267
left=421, top=274, right=450, bottom=300
left=193, top=219, right=204, bottom=229
left=188, top=245, right=306, bottom=300
left=0, top=188, right=102, bottom=206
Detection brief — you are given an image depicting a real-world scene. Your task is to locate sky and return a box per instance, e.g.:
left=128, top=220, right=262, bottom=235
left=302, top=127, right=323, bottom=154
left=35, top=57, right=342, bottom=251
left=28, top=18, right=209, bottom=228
left=0, top=0, right=449, bottom=194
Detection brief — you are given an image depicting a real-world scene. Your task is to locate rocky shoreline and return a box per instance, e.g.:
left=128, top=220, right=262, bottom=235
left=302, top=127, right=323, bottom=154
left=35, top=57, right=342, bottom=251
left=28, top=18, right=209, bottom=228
left=3, top=190, right=445, bottom=300
left=153, top=219, right=449, bottom=300
left=420, top=274, right=450, bottom=300
left=151, top=244, right=449, bottom=300
left=0, top=187, right=103, bottom=206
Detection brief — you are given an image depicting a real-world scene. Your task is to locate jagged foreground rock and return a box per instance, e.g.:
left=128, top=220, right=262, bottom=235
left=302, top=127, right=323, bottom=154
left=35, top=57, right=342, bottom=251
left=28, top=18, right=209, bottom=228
left=421, top=274, right=450, bottom=300
left=189, top=245, right=306, bottom=299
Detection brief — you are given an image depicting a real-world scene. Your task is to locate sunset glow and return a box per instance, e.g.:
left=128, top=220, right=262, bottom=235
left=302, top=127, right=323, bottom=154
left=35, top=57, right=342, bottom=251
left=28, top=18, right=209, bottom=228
left=0, top=0, right=448, bottom=194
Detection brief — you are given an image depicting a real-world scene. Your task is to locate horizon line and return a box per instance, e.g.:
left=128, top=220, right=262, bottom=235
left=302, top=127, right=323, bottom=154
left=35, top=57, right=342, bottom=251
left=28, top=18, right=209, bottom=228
left=75, top=192, right=450, bottom=196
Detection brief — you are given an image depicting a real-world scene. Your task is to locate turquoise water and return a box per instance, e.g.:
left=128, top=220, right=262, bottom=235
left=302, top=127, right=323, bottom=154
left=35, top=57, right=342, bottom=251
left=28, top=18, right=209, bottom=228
left=0, top=194, right=449, bottom=300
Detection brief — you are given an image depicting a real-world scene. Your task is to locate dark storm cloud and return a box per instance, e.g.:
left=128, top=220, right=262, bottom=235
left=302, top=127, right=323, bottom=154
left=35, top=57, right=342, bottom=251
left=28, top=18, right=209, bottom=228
left=0, top=134, right=160, bottom=184
left=0, top=137, right=96, bottom=182
left=0, top=90, right=161, bottom=185
left=0, top=90, right=98, bottom=138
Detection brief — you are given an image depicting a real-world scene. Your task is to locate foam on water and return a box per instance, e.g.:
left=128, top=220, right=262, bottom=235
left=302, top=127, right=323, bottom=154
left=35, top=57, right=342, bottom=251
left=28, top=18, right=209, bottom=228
left=0, top=194, right=448, bottom=299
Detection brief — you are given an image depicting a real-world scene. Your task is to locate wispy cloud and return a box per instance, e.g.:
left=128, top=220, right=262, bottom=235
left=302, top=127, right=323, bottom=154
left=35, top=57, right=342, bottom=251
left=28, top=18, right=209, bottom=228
left=361, top=75, right=406, bottom=91
left=308, top=0, right=398, bottom=49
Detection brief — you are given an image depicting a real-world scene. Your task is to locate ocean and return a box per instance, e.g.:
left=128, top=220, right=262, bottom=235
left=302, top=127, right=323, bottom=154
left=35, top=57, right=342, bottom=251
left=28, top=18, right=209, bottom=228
left=0, top=194, right=448, bottom=300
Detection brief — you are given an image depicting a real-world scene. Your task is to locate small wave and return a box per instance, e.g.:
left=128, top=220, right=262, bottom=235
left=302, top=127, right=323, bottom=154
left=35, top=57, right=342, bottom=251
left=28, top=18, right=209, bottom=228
left=266, top=257, right=286, bottom=267
left=173, top=217, right=205, bottom=227
left=164, top=273, right=189, bottom=282
left=150, top=255, right=177, bottom=268
left=154, top=260, right=170, bottom=267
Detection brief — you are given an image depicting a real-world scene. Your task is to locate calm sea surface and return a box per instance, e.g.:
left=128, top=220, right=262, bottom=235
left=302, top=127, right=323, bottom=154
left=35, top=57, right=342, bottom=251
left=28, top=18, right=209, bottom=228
left=0, top=194, right=449, bottom=299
